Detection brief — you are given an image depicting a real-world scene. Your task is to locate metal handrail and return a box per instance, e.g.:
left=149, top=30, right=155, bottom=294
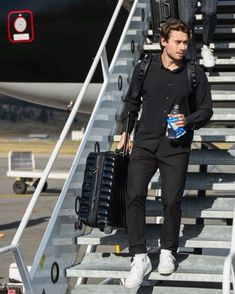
left=30, top=0, right=142, bottom=281
left=223, top=204, right=235, bottom=294
left=0, top=0, right=127, bottom=291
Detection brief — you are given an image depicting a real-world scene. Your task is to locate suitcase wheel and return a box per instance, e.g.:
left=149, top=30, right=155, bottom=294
left=103, top=225, right=113, bottom=235
left=75, top=219, right=83, bottom=230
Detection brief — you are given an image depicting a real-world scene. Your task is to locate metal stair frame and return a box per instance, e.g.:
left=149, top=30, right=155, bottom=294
left=223, top=206, right=235, bottom=294
left=0, top=0, right=150, bottom=293
left=27, top=1, right=149, bottom=293
left=69, top=1, right=235, bottom=293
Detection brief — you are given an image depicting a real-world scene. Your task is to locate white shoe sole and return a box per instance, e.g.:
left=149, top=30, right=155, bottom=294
left=158, top=267, right=175, bottom=275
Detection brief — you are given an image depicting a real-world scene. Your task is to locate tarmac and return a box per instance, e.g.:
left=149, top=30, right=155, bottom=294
left=0, top=150, right=74, bottom=286
left=0, top=138, right=234, bottom=289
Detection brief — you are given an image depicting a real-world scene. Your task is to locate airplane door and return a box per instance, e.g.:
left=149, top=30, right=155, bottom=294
left=8, top=10, right=34, bottom=43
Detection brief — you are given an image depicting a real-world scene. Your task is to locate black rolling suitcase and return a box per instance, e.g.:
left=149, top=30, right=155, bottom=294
left=78, top=113, right=135, bottom=234
left=150, top=0, right=179, bottom=41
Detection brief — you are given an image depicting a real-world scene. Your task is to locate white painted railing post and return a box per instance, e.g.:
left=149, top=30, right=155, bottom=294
left=223, top=204, right=235, bottom=294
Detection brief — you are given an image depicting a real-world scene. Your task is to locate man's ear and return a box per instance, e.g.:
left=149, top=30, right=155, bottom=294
left=160, top=36, right=166, bottom=48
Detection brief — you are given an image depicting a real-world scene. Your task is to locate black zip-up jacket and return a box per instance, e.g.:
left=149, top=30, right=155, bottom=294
left=121, top=54, right=213, bottom=154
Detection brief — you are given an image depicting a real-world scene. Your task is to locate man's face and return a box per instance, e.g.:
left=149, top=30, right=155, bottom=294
left=161, top=30, right=188, bottom=61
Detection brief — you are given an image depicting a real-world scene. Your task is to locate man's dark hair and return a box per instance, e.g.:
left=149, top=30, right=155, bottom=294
left=160, top=19, right=192, bottom=42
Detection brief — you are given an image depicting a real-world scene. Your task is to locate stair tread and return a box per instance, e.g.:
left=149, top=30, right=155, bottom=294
left=75, top=149, right=235, bottom=165
left=217, top=1, right=235, bottom=6
left=76, top=224, right=231, bottom=248
left=208, top=76, right=235, bottom=82
left=114, top=128, right=235, bottom=142
left=146, top=27, right=235, bottom=38
left=70, top=172, right=235, bottom=191
left=201, top=58, right=235, bottom=65
left=193, top=128, right=235, bottom=142
left=151, top=172, right=235, bottom=191
left=212, top=90, right=235, bottom=100
left=72, top=285, right=222, bottom=294
left=66, top=253, right=225, bottom=282
left=143, top=42, right=235, bottom=50
left=146, top=197, right=234, bottom=218
left=189, top=149, right=235, bottom=165
left=68, top=195, right=234, bottom=218
left=197, top=13, right=235, bottom=20
left=212, top=108, right=235, bottom=118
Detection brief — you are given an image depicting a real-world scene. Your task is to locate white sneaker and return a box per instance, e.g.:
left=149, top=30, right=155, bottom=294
left=124, top=253, right=152, bottom=288
left=201, top=44, right=215, bottom=67
left=157, top=249, right=176, bottom=275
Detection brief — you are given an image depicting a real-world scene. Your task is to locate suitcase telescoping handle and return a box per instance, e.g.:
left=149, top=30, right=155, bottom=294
left=94, top=141, right=100, bottom=153
left=123, top=111, right=137, bottom=157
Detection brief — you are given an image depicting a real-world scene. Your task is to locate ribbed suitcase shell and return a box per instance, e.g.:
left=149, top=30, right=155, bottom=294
left=150, top=0, right=179, bottom=40
left=79, top=151, right=128, bottom=233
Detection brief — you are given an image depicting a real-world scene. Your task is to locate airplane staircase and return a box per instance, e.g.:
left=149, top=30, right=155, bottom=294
left=28, top=0, right=150, bottom=293
left=0, top=0, right=234, bottom=293
left=66, top=0, right=235, bottom=293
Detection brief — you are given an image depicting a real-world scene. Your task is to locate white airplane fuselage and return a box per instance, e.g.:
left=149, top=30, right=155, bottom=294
left=0, top=0, right=129, bottom=112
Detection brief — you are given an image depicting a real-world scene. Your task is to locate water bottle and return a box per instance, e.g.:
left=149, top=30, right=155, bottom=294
left=166, top=104, right=186, bottom=139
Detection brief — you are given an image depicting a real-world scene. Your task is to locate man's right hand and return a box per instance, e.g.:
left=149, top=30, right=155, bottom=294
left=117, top=132, right=132, bottom=152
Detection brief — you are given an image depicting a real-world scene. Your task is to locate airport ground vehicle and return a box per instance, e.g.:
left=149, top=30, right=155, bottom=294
left=6, top=151, right=68, bottom=194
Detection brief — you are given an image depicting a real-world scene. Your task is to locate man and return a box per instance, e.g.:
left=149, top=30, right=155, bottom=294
left=118, top=19, right=213, bottom=289
left=178, top=0, right=218, bottom=67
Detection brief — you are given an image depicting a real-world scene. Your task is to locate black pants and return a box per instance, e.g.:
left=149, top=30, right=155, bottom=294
left=126, top=144, right=190, bottom=256
left=178, top=0, right=218, bottom=60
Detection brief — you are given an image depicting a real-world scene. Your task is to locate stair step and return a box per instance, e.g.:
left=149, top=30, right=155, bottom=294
left=207, top=74, right=235, bottom=83
left=146, top=197, right=234, bottom=219
left=196, top=13, right=235, bottom=21
left=189, top=149, right=235, bottom=165
left=113, top=128, right=235, bottom=143
left=211, top=108, right=235, bottom=120
left=73, top=149, right=235, bottom=167
left=218, top=1, right=235, bottom=7
left=209, top=27, right=235, bottom=34
left=64, top=193, right=234, bottom=219
left=76, top=224, right=231, bottom=249
left=111, top=72, right=235, bottom=84
left=151, top=172, right=235, bottom=191
left=136, top=2, right=147, bottom=8
left=201, top=58, right=235, bottom=66
left=72, top=149, right=235, bottom=176
left=126, top=28, right=145, bottom=36
left=89, top=127, right=111, bottom=135
left=72, top=285, right=222, bottom=294
left=95, top=113, right=111, bottom=121
left=78, top=149, right=235, bottom=167
left=143, top=42, right=235, bottom=51
left=66, top=253, right=225, bottom=282
left=70, top=172, right=235, bottom=191
left=200, top=42, right=235, bottom=50
left=67, top=195, right=234, bottom=219
left=212, top=90, right=235, bottom=101
left=147, top=27, right=235, bottom=36
left=193, top=128, right=235, bottom=142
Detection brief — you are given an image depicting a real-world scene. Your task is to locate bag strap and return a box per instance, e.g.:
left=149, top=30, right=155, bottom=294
left=187, top=60, right=197, bottom=93
left=139, top=53, right=153, bottom=86
left=130, top=53, right=153, bottom=99
left=187, top=60, right=197, bottom=113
